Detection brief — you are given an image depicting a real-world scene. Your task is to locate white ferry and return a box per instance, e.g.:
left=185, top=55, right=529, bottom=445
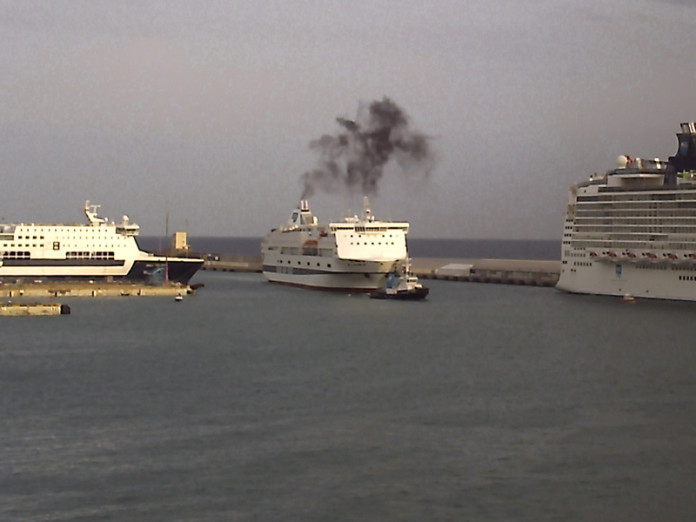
left=0, top=201, right=203, bottom=284
left=557, top=122, right=696, bottom=301
left=261, top=197, right=410, bottom=291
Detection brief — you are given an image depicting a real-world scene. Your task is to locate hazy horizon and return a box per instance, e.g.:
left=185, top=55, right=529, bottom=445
left=2, top=0, right=695, bottom=240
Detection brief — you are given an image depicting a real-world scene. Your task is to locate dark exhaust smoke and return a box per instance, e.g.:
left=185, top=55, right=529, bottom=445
left=300, top=97, right=435, bottom=199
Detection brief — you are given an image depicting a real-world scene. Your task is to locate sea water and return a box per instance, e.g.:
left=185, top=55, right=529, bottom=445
left=2, top=269, right=696, bottom=521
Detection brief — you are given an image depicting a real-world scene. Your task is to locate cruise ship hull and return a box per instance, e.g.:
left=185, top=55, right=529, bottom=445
left=557, top=258, right=696, bottom=301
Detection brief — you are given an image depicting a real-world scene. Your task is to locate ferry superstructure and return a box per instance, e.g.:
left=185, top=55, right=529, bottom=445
left=557, top=122, right=696, bottom=301
left=0, top=201, right=203, bottom=284
left=261, top=197, right=410, bottom=291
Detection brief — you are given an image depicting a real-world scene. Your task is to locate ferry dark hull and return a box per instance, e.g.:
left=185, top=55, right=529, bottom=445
left=0, top=257, right=203, bottom=284
left=127, top=258, right=204, bottom=284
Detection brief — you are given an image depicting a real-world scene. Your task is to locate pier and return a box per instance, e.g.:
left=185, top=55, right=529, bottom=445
left=201, top=255, right=561, bottom=287
left=0, top=302, right=71, bottom=316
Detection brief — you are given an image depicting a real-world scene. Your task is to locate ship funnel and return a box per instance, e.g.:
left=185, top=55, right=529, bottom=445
left=362, top=196, right=373, bottom=221
left=289, top=200, right=317, bottom=226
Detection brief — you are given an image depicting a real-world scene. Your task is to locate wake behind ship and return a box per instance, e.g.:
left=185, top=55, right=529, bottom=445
left=557, top=122, right=696, bottom=301
left=261, top=197, right=411, bottom=292
left=0, top=201, right=203, bottom=284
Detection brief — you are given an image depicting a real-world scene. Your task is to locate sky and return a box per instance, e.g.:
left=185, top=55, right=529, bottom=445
left=1, top=0, right=695, bottom=240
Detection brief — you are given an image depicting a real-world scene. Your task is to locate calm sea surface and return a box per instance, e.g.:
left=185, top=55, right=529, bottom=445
left=2, top=262, right=696, bottom=520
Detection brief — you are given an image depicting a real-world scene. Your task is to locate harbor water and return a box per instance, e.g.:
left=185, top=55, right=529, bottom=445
left=2, top=268, right=696, bottom=520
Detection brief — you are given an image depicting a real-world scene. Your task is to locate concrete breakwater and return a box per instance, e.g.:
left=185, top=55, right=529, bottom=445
left=411, top=258, right=560, bottom=287
left=202, top=255, right=561, bottom=287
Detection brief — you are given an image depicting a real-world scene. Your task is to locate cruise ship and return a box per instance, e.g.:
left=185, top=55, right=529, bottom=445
left=0, top=201, right=203, bottom=284
left=557, top=122, right=696, bottom=301
left=261, top=197, right=410, bottom=291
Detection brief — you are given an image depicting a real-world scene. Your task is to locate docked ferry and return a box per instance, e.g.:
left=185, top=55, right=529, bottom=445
left=261, top=197, right=410, bottom=292
left=557, top=122, right=696, bottom=301
left=0, top=201, right=203, bottom=284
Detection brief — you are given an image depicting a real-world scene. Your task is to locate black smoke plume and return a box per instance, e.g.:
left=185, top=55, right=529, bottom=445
left=300, top=97, right=435, bottom=199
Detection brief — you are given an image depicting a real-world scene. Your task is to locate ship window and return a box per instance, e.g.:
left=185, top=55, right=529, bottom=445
left=53, top=241, right=60, bottom=250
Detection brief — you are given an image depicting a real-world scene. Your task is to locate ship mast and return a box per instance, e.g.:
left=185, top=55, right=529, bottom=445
left=165, top=207, right=169, bottom=282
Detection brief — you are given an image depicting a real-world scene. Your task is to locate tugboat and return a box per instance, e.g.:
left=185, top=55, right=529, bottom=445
left=370, top=261, right=429, bottom=300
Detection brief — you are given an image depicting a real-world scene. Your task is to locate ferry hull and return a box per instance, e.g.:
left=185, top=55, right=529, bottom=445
left=0, top=202, right=203, bottom=286
left=261, top=198, right=410, bottom=293
left=0, top=258, right=203, bottom=285
left=262, top=262, right=391, bottom=292
left=128, top=258, right=204, bottom=285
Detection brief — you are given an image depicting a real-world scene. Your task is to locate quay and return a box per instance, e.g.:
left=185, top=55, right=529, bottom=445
left=0, top=282, right=193, bottom=299
left=201, top=255, right=561, bottom=287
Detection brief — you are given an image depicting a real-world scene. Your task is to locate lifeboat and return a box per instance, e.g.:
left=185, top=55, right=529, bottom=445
left=624, top=251, right=638, bottom=262
left=588, top=251, right=598, bottom=258
left=643, top=252, right=658, bottom=262
left=607, top=251, right=618, bottom=262
left=302, top=239, right=319, bottom=256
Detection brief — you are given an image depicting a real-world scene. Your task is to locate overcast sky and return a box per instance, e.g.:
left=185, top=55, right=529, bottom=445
left=1, top=0, right=695, bottom=239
